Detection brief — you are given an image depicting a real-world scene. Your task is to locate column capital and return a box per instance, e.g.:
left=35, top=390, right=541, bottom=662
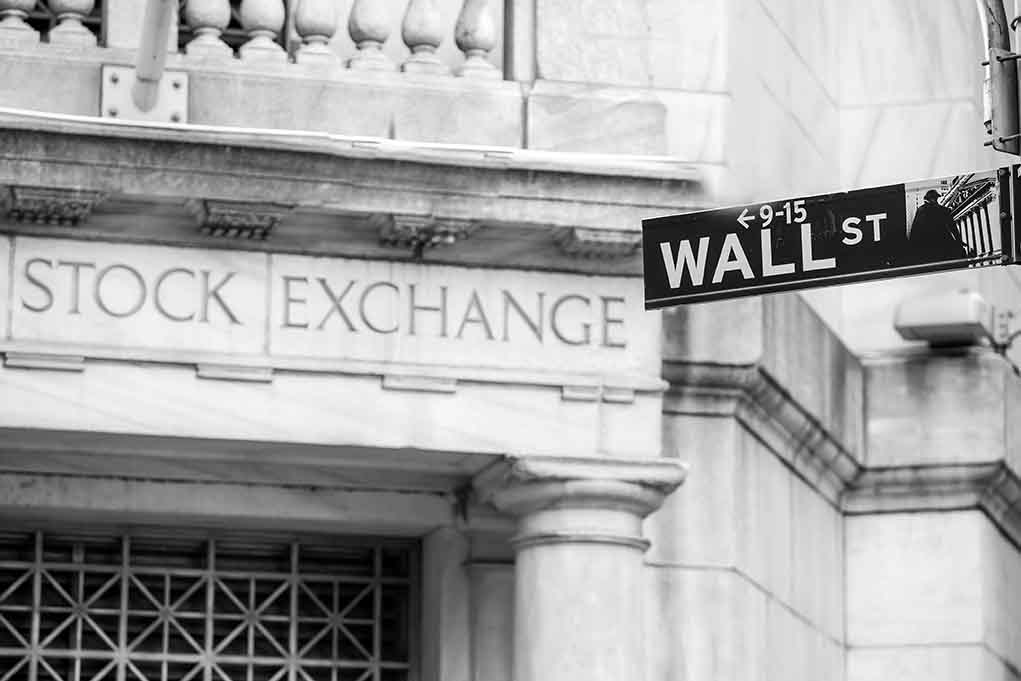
left=471, top=457, right=686, bottom=526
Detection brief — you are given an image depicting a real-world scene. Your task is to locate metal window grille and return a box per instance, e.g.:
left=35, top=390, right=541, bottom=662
left=0, top=530, right=416, bottom=681
left=26, top=1, right=104, bottom=44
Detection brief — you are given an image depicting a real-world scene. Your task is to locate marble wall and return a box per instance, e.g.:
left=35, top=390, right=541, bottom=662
left=801, top=0, right=1021, bottom=356
left=846, top=511, right=1021, bottom=681
left=645, top=415, right=845, bottom=681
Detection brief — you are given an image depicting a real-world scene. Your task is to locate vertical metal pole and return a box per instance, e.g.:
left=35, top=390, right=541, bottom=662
left=981, top=0, right=1019, bottom=154
left=131, top=0, right=176, bottom=112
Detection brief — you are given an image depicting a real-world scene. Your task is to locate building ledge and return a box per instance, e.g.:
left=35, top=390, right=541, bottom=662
left=0, top=107, right=705, bottom=277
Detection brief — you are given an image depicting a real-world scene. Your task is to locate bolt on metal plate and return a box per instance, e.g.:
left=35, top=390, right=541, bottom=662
left=99, top=64, right=189, bottom=124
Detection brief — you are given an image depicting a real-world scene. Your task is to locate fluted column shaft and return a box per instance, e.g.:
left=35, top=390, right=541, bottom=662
left=475, top=456, right=686, bottom=681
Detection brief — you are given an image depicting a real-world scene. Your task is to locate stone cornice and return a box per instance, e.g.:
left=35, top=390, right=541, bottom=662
left=844, top=462, right=1021, bottom=548
left=0, top=107, right=704, bottom=183
left=665, top=359, right=1021, bottom=546
left=0, top=107, right=704, bottom=276
left=662, top=360, right=862, bottom=504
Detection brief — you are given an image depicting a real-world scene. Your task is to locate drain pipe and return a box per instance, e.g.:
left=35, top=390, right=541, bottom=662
left=131, top=0, right=177, bottom=113
left=979, top=0, right=1020, bottom=154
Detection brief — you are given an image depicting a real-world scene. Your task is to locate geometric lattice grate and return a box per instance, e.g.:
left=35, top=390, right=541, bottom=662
left=0, top=531, right=415, bottom=681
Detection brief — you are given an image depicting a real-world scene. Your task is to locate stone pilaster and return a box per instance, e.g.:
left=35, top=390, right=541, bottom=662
left=474, top=455, right=686, bottom=681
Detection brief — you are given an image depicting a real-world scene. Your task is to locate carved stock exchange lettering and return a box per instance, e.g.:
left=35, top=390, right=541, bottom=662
left=16, top=256, right=629, bottom=349
left=20, top=259, right=240, bottom=323
left=279, top=276, right=627, bottom=348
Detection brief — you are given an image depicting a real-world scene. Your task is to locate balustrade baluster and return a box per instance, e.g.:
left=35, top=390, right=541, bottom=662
left=184, top=0, right=232, bottom=58
left=0, top=0, right=40, bottom=45
left=48, top=0, right=96, bottom=45
left=295, top=0, right=339, bottom=64
left=401, top=0, right=447, bottom=74
left=239, top=0, right=286, bottom=62
left=455, top=0, right=497, bottom=78
left=347, top=0, right=394, bottom=70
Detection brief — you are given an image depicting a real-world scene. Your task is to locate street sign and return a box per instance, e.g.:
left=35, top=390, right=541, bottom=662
left=643, top=167, right=1019, bottom=309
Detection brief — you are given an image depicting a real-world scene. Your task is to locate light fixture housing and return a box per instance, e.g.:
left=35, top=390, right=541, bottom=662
left=894, top=289, right=995, bottom=346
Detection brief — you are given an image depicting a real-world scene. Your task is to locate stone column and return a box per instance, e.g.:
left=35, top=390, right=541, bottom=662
left=474, top=456, right=686, bottom=681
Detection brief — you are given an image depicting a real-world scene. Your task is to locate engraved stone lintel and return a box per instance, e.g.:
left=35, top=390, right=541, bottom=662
left=553, top=227, right=641, bottom=259
left=4, top=352, right=85, bottom=372
left=196, top=363, right=274, bottom=383
left=382, top=374, right=458, bottom=393
left=379, top=214, right=479, bottom=251
left=187, top=198, right=291, bottom=240
left=5, top=186, right=107, bottom=226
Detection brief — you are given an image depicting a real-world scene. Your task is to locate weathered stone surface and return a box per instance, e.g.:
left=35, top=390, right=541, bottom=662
left=189, top=69, right=524, bottom=146
left=981, top=515, right=1021, bottom=672
left=847, top=512, right=985, bottom=646
left=534, top=0, right=725, bottom=92
left=468, top=564, right=513, bottom=681
left=0, top=235, right=8, bottom=341
left=644, top=566, right=843, bottom=681
left=647, top=412, right=846, bottom=642
left=0, top=359, right=656, bottom=458
left=105, top=0, right=178, bottom=50
left=847, top=645, right=1019, bottom=681
left=0, top=53, right=101, bottom=115
left=527, top=81, right=668, bottom=156
left=838, top=0, right=980, bottom=108
left=762, top=292, right=865, bottom=459
left=660, top=292, right=864, bottom=464
left=866, top=351, right=1011, bottom=467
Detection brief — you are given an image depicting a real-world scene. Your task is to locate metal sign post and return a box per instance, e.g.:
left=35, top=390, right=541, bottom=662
left=643, top=167, right=1020, bottom=309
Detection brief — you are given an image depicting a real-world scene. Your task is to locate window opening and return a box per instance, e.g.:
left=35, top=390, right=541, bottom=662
left=0, top=530, right=415, bottom=681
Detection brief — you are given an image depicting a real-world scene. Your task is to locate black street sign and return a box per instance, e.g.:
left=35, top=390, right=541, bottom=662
left=643, top=167, right=1018, bottom=309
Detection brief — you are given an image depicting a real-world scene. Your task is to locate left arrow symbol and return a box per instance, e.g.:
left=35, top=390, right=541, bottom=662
left=737, top=208, right=753, bottom=229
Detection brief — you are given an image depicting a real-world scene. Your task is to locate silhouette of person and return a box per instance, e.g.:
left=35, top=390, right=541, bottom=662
left=907, top=189, right=968, bottom=262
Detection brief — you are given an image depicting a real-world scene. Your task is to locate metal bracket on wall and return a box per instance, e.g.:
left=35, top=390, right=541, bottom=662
left=100, top=64, right=189, bottom=124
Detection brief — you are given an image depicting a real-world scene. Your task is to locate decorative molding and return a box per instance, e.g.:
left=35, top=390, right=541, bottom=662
left=602, top=387, right=636, bottom=404
left=5, top=186, right=106, bottom=225
left=842, top=463, right=1001, bottom=513
left=845, top=462, right=1021, bottom=549
left=3, top=352, right=85, bottom=372
left=561, top=384, right=600, bottom=402
left=666, top=360, right=1021, bottom=547
left=381, top=373, right=458, bottom=393
left=553, top=227, right=641, bottom=259
left=474, top=455, right=688, bottom=499
left=195, top=363, right=274, bottom=383
left=187, top=198, right=292, bottom=240
left=663, top=360, right=861, bottom=505
left=472, top=456, right=688, bottom=550
left=378, top=214, right=479, bottom=254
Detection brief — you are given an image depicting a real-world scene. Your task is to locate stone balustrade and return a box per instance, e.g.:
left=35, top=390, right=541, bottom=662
left=0, top=0, right=505, bottom=78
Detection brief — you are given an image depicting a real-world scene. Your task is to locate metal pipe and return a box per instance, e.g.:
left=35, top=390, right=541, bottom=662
left=978, top=0, right=1019, bottom=153
left=131, top=0, right=176, bottom=113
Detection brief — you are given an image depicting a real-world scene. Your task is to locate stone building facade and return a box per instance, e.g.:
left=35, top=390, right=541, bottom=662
left=0, top=1, right=1018, bottom=681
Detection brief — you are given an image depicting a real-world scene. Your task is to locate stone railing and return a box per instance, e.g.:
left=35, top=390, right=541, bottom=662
left=0, top=0, right=508, bottom=77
